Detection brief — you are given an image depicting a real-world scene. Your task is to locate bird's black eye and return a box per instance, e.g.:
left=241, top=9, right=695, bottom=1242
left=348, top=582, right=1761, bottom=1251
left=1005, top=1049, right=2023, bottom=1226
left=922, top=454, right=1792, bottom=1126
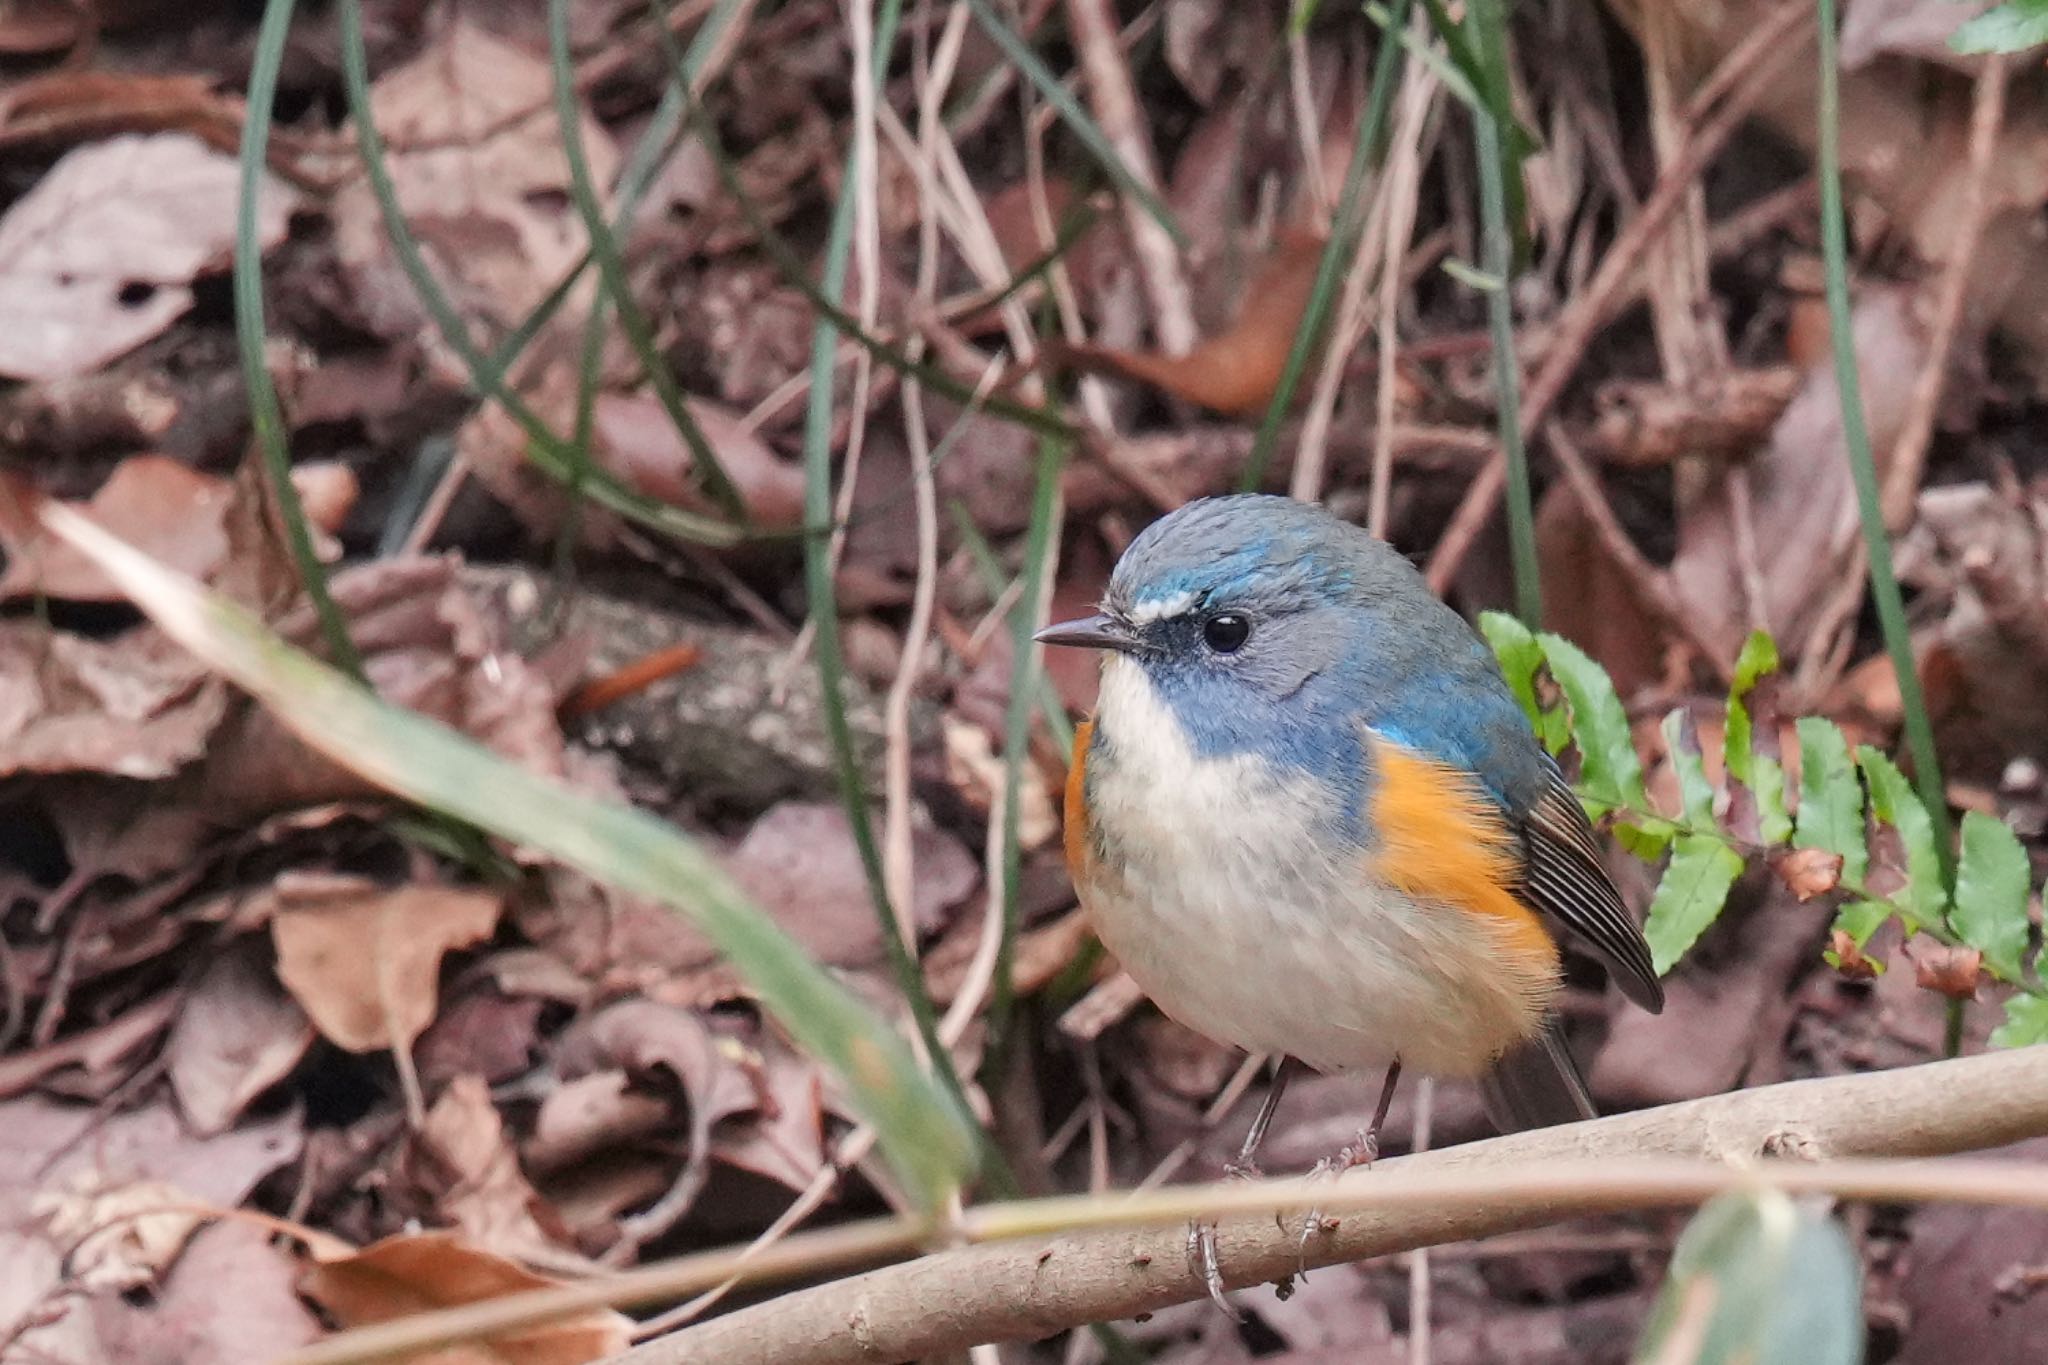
left=1202, top=612, right=1251, bottom=654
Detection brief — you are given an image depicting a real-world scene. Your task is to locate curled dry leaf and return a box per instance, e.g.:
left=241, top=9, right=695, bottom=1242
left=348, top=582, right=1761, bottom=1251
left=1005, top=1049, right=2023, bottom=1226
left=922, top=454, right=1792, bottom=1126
left=0, top=456, right=230, bottom=601
left=1830, top=928, right=1883, bottom=981
left=1910, top=940, right=1984, bottom=1000
left=402, top=1076, right=570, bottom=1260
left=165, top=937, right=315, bottom=1137
left=0, top=619, right=226, bottom=780
left=300, top=1231, right=632, bottom=1365
left=0, top=132, right=296, bottom=382
left=329, top=20, right=618, bottom=345
left=1773, top=845, right=1847, bottom=902
left=31, top=1172, right=203, bottom=1293
left=267, top=873, right=504, bottom=1054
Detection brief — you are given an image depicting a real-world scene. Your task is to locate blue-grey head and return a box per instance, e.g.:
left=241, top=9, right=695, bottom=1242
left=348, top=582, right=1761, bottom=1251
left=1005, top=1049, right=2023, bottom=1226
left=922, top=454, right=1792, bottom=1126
left=1037, top=494, right=1543, bottom=815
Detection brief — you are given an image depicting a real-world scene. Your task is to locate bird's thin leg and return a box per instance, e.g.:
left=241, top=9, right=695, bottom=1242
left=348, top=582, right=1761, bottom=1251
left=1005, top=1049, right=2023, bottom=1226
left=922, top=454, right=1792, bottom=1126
left=1191, top=1056, right=1300, bottom=1315
left=1296, top=1057, right=1402, bottom=1267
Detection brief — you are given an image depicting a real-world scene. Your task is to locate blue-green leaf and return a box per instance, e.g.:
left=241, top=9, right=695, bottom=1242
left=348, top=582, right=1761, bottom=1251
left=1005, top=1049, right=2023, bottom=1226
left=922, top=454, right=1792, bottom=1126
left=1635, top=1190, right=1863, bottom=1365
left=1990, top=992, right=2048, bottom=1048
left=1645, top=834, right=1745, bottom=975
left=1858, top=747, right=1949, bottom=931
left=1480, top=611, right=1566, bottom=752
left=1795, top=718, right=1867, bottom=887
left=1952, top=811, right=2033, bottom=983
left=1951, top=0, right=2048, bottom=54
left=1538, top=631, right=1647, bottom=814
left=1661, top=708, right=1717, bottom=828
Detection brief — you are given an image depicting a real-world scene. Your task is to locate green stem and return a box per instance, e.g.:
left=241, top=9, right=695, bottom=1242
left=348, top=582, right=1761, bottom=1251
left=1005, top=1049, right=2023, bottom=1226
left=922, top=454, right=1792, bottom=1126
left=1475, top=103, right=1540, bottom=626
left=1814, top=0, right=1952, bottom=872
left=237, top=0, right=362, bottom=676
left=797, top=0, right=975, bottom=1128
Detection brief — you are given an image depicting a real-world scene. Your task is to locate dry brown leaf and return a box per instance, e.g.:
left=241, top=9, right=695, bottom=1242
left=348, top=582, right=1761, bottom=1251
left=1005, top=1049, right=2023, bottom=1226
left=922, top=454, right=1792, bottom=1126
left=0, top=132, right=295, bottom=381
left=416, top=988, right=545, bottom=1090
left=1772, top=846, right=1847, bottom=902
left=1830, top=928, right=1883, bottom=981
left=300, top=1231, right=632, bottom=1365
left=592, top=392, right=806, bottom=529
left=0, top=70, right=248, bottom=154
left=402, top=1076, right=567, bottom=1259
left=722, top=800, right=978, bottom=965
left=0, top=456, right=230, bottom=600
left=269, top=874, right=504, bottom=1054
left=1670, top=288, right=1928, bottom=660
left=1910, top=939, right=1984, bottom=1000
left=524, top=1071, right=670, bottom=1175
left=707, top=1041, right=826, bottom=1194
left=0, top=619, right=227, bottom=780
left=89, top=1221, right=322, bottom=1365
left=0, top=0, right=83, bottom=54
left=330, top=21, right=618, bottom=346
left=166, top=937, right=314, bottom=1137
left=1042, top=228, right=1327, bottom=416
left=0, top=1096, right=301, bottom=1209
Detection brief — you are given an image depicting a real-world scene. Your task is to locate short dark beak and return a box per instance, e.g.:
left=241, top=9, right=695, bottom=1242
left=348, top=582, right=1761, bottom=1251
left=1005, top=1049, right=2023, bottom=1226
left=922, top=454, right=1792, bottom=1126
left=1034, top=612, right=1136, bottom=652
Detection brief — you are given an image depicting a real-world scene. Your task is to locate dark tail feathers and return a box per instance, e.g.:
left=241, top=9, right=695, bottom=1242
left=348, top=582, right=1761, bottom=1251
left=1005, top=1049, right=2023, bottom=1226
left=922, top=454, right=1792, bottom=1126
left=1479, top=1015, right=1596, bottom=1133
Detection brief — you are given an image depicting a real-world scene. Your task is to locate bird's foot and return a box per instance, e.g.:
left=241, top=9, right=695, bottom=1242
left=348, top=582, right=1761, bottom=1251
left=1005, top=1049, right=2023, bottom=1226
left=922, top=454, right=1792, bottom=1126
left=1293, top=1128, right=1379, bottom=1272
left=1187, top=1155, right=1262, bottom=1318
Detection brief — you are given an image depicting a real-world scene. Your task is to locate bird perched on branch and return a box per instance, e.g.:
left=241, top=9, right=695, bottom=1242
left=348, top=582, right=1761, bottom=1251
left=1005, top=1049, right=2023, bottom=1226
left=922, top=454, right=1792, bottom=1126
left=1037, top=494, right=1663, bottom=1308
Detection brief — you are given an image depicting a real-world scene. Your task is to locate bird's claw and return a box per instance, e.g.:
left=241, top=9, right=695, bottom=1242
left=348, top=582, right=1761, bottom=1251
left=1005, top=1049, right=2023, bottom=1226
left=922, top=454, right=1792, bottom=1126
left=1293, top=1128, right=1379, bottom=1273
left=1188, top=1152, right=1263, bottom=1316
left=1188, top=1218, right=1243, bottom=1319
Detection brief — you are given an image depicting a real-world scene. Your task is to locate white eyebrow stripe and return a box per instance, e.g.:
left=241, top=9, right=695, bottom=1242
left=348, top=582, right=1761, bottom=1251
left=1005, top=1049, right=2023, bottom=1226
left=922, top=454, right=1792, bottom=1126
left=1126, top=589, right=1198, bottom=624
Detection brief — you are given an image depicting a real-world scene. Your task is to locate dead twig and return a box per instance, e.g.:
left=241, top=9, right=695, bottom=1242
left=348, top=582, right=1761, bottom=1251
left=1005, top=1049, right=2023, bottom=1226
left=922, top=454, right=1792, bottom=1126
left=1880, top=54, right=2009, bottom=529
left=1423, top=0, right=1813, bottom=596
left=1060, top=0, right=1197, bottom=354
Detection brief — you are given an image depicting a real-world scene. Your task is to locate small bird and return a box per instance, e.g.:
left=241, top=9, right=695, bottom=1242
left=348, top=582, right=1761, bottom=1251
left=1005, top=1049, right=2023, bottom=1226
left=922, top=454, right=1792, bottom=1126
left=1037, top=494, right=1663, bottom=1303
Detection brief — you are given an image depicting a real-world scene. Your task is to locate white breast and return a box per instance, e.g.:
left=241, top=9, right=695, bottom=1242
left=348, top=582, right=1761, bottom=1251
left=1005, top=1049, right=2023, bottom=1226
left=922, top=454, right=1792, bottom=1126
left=1079, top=656, right=1546, bottom=1078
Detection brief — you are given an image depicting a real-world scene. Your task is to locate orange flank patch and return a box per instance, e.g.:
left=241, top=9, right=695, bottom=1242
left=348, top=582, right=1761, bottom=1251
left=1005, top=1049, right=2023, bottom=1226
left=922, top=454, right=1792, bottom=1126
left=1365, top=737, right=1559, bottom=971
left=1064, top=719, right=1095, bottom=879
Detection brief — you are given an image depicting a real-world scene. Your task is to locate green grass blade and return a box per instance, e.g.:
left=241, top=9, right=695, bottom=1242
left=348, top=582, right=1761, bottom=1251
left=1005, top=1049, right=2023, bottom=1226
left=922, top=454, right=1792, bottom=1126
left=545, top=0, right=744, bottom=517
left=657, top=100, right=1073, bottom=438
left=989, top=433, right=1067, bottom=1059
left=960, top=0, right=1186, bottom=248
left=1644, top=833, right=1744, bottom=974
left=237, top=0, right=361, bottom=675
left=1474, top=102, right=1539, bottom=625
left=1816, top=0, right=1953, bottom=874
left=334, top=0, right=746, bottom=547
left=797, top=0, right=972, bottom=1124
left=37, top=501, right=976, bottom=1210
left=1952, top=810, right=2031, bottom=982
left=1243, top=0, right=1411, bottom=491
left=1795, top=717, right=1868, bottom=886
